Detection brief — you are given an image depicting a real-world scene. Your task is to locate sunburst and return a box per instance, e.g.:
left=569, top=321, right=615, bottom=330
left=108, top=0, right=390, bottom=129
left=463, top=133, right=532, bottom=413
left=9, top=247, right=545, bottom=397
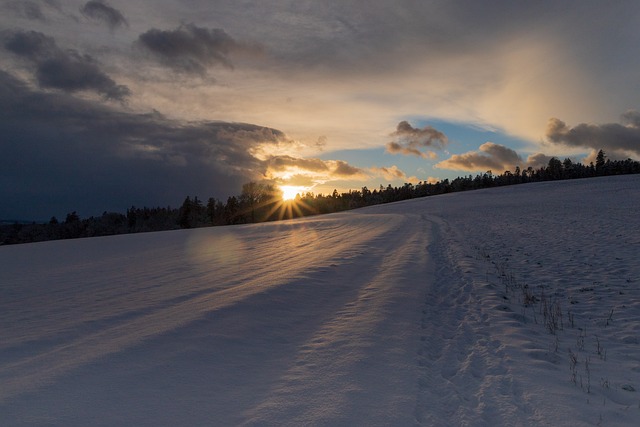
left=280, top=185, right=302, bottom=201
left=256, top=187, right=314, bottom=221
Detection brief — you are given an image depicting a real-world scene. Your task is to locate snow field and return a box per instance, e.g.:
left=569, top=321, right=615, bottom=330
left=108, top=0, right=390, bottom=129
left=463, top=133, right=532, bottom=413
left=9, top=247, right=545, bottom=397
left=1, top=174, right=639, bottom=426
left=419, top=175, right=640, bottom=425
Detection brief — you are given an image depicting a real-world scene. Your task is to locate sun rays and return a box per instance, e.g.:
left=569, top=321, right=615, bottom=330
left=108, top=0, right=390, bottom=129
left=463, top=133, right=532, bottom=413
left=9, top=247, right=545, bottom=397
left=265, top=196, right=316, bottom=221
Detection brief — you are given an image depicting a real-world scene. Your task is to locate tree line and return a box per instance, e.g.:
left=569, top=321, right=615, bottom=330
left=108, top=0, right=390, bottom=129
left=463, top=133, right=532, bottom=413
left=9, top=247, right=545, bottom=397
left=2, top=150, right=639, bottom=245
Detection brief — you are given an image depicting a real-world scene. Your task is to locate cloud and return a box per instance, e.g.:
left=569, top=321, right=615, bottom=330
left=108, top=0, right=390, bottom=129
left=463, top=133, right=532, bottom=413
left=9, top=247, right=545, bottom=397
left=3, top=30, right=56, bottom=59
left=386, top=142, right=436, bottom=159
left=370, top=165, right=429, bottom=184
left=372, top=165, right=407, bottom=181
left=393, top=121, right=448, bottom=148
left=371, top=165, right=440, bottom=185
left=435, top=142, right=523, bottom=173
left=332, top=160, right=363, bottom=177
left=2, top=1, right=638, bottom=158
left=265, top=155, right=329, bottom=173
left=425, top=177, right=440, bottom=184
left=622, top=110, right=640, bottom=128
left=279, top=174, right=316, bottom=187
left=0, top=70, right=294, bottom=219
left=80, top=1, right=128, bottom=31
left=386, top=121, right=447, bottom=158
left=137, top=23, right=259, bottom=75
left=546, top=113, right=640, bottom=159
left=263, top=155, right=367, bottom=186
left=3, top=2, right=640, bottom=217
left=581, top=148, right=635, bottom=165
left=35, top=53, right=131, bottom=100
left=315, top=135, right=327, bottom=151
left=436, top=142, right=560, bottom=172
left=525, top=153, right=554, bottom=169
left=3, top=30, right=130, bottom=101
left=5, top=0, right=45, bottom=21
left=239, top=2, right=640, bottom=149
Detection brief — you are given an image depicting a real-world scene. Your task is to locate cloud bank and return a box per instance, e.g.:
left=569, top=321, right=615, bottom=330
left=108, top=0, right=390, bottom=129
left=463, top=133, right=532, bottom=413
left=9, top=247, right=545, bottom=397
left=435, top=142, right=553, bottom=173
left=2, top=1, right=640, bottom=218
left=0, top=70, right=359, bottom=219
left=546, top=112, right=640, bottom=160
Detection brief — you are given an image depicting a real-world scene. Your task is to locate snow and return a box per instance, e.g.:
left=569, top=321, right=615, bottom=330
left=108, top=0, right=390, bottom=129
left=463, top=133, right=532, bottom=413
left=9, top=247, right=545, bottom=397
left=1, top=175, right=639, bottom=426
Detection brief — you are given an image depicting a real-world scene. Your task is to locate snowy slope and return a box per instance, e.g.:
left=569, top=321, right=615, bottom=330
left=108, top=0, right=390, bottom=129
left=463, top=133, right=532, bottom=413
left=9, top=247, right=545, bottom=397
left=1, top=175, right=639, bottom=426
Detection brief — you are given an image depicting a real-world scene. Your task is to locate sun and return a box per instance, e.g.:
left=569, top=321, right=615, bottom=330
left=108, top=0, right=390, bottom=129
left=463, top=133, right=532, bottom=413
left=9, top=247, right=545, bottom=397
left=280, top=185, right=302, bottom=201
left=263, top=185, right=315, bottom=220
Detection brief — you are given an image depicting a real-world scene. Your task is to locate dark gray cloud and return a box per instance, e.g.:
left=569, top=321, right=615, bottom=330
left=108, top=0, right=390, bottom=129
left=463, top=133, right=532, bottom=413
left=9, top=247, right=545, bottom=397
left=621, top=110, right=640, bottom=128
left=3, top=30, right=56, bottom=59
left=3, top=30, right=130, bottom=101
left=137, top=23, right=257, bottom=75
left=546, top=113, right=640, bottom=158
left=80, top=1, right=128, bottom=31
left=0, top=70, right=292, bottom=220
left=36, top=52, right=131, bottom=100
left=245, top=1, right=579, bottom=72
left=386, top=121, right=447, bottom=158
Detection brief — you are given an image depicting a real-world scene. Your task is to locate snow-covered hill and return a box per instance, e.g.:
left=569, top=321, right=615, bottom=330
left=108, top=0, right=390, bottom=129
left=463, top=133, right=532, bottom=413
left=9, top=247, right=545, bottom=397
left=1, top=175, right=639, bottom=426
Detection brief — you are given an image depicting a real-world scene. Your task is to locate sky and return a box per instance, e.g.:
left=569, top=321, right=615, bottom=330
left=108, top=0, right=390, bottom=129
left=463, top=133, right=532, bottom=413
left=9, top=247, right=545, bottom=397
left=2, top=0, right=640, bottom=220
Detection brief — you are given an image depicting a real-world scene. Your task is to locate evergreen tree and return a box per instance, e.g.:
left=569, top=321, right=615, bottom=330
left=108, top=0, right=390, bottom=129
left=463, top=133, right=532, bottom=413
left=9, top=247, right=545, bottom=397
left=206, top=197, right=217, bottom=225
left=224, top=196, right=240, bottom=224
left=178, top=196, right=192, bottom=228
left=547, top=157, right=563, bottom=180
left=595, top=149, right=606, bottom=175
